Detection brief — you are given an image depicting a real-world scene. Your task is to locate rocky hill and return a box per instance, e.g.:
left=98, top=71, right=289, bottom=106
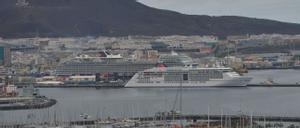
left=1, top=0, right=300, bottom=38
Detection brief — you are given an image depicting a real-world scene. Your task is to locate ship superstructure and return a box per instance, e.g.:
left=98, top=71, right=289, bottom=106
left=56, top=51, right=157, bottom=76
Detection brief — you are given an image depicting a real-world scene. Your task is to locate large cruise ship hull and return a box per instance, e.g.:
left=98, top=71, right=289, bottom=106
left=125, top=75, right=252, bottom=88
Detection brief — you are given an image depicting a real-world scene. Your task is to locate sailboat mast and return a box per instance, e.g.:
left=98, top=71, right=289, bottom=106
left=250, top=112, right=253, bottom=128
left=221, top=109, right=223, bottom=128
left=179, top=76, right=183, bottom=127
left=208, top=106, right=210, bottom=128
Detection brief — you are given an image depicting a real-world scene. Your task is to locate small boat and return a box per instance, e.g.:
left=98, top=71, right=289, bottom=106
left=260, top=78, right=277, bottom=85
left=80, top=113, right=91, bottom=119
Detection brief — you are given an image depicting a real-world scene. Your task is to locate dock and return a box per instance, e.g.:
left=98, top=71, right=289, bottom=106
left=3, top=114, right=300, bottom=127
left=16, top=82, right=125, bottom=88
left=15, top=83, right=300, bottom=88
left=134, top=114, right=300, bottom=122
left=247, top=84, right=300, bottom=87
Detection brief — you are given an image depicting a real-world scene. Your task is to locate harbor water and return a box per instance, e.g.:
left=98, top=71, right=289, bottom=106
left=1, top=70, right=300, bottom=124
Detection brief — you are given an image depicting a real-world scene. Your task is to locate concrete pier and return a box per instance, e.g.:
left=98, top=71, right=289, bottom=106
left=3, top=114, right=300, bottom=127
left=0, top=96, right=57, bottom=110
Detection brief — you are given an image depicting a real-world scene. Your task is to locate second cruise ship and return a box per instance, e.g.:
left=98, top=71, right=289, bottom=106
left=125, top=67, right=252, bottom=88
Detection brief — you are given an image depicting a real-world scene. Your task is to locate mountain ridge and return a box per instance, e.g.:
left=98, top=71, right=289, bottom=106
left=1, top=0, right=300, bottom=38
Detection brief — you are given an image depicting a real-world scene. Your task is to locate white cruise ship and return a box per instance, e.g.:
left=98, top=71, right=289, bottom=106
left=125, top=67, right=252, bottom=88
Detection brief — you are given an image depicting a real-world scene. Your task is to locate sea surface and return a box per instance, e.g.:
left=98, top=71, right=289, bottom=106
left=1, top=69, right=300, bottom=124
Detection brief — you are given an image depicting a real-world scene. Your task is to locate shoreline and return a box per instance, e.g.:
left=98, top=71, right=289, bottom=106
left=15, top=84, right=300, bottom=88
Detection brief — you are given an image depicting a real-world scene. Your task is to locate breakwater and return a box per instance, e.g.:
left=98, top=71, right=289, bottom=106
left=0, top=97, right=57, bottom=111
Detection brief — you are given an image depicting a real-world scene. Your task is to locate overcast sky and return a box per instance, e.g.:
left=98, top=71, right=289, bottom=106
left=138, top=0, right=300, bottom=23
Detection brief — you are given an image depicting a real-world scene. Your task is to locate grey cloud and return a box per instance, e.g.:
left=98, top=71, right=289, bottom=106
left=138, top=0, right=300, bottom=23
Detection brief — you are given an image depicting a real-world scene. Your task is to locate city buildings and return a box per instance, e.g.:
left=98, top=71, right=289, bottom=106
left=159, top=52, right=193, bottom=67
left=133, top=50, right=159, bottom=61
left=0, top=45, right=11, bottom=67
left=0, top=34, right=299, bottom=79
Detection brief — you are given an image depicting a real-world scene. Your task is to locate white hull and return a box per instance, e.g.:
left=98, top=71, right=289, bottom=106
left=125, top=74, right=252, bottom=88
left=36, top=81, right=64, bottom=85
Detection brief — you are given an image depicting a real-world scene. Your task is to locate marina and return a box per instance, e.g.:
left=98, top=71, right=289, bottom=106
left=3, top=114, right=300, bottom=127
left=2, top=87, right=300, bottom=124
